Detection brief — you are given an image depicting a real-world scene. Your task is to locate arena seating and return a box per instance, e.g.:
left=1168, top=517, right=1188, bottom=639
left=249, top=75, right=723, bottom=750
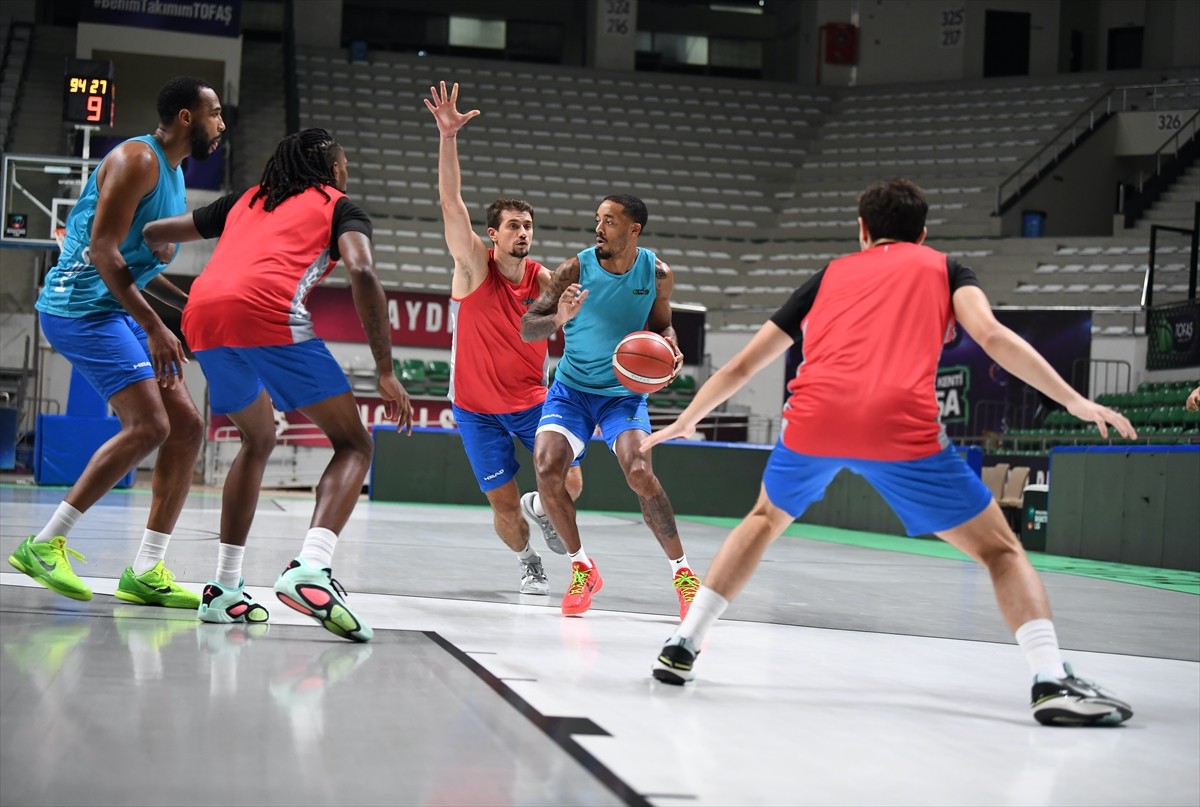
left=280, top=46, right=1199, bottom=334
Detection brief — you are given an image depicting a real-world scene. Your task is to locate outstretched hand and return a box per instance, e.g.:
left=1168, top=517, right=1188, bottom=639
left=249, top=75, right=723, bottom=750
left=639, top=418, right=696, bottom=453
left=1067, top=399, right=1136, bottom=439
left=423, top=81, right=480, bottom=137
left=556, top=283, right=588, bottom=325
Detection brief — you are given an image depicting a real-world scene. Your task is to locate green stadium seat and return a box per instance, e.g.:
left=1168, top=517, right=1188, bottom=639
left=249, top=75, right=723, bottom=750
left=398, top=358, right=428, bottom=395
left=425, top=360, right=450, bottom=397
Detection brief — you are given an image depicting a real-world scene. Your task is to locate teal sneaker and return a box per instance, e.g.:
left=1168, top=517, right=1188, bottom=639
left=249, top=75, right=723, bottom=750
left=198, top=579, right=270, bottom=624
left=7, top=536, right=92, bottom=601
left=273, top=559, right=373, bottom=642
left=114, top=560, right=200, bottom=609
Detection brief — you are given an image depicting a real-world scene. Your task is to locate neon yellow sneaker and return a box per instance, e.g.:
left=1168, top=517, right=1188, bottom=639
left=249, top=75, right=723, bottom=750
left=7, top=536, right=92, bottom=601
left=114, top=560, right=200, bottom=609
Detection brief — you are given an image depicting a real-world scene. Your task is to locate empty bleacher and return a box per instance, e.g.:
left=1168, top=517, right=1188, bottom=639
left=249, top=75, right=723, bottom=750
left=283, top=47, right=1198, bottom=332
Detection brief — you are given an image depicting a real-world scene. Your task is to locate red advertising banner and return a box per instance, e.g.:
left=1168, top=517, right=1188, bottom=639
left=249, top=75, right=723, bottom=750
left=208, top=395, right=456, bottom=447
left=306, top=285, right=568, bottom=355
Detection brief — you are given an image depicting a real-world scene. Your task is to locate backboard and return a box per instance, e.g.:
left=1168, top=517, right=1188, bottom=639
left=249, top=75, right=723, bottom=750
left=1, top=153, right=98, bottom=250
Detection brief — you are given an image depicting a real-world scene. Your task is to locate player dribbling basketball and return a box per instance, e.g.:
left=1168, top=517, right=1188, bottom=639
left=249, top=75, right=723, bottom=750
left=520, top=194, right=701, bottom=619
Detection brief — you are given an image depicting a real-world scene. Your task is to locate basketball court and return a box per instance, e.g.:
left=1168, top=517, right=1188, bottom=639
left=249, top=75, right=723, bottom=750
left=2, top=481, right=1196, bottom=806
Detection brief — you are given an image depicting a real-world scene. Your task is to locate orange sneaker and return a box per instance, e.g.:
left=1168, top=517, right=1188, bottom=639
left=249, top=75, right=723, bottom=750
left=561, top=560, right=603, bottom=616
left=673, top=567, right=700, bottom=621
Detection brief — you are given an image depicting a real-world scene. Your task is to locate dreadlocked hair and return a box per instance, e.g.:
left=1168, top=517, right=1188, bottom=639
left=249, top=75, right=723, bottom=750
left=250, top=128, right=341, bottom=212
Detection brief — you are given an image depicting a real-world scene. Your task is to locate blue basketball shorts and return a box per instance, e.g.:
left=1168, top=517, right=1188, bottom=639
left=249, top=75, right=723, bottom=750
left=761, top=441, right=993, bottom=536
left=194, top=339, right=351, bottom=415
left=536, top=381, right=651, bottom=460
left=39, top=310, right=156, bottom=400
left=453, top=403, right=582, bottom=493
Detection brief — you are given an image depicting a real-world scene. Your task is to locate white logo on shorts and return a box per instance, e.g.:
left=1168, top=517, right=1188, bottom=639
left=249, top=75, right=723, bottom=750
left=132, top=361, right=151, bottom=370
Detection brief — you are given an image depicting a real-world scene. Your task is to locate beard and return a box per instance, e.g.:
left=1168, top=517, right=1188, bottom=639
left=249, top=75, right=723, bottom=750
left=509, top=244, right=530, bottom=259
left=595, top=244, right=613, bottom=260
left=189, top=127, right=218, bottom=161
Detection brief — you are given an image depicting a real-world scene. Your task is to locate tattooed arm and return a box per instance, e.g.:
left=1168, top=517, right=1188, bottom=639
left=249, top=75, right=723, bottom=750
left=521, top=257, right=583, bottom=342
left=340, top=230, right=412, bottom=430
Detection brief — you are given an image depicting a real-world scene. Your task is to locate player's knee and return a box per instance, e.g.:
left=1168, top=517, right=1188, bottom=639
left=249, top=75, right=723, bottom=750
left=172, top=407, right=205, bottom=448
left=132, top=414, right=171, bottom=451
left=974, top=528, right=1024, bottom=568
left=623, top=462, right=658, bottom=496
left=532, top=451, right=568, bottom=483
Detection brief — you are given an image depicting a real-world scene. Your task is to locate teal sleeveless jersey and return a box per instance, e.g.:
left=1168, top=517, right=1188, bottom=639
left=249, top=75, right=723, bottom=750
left=555, top=246, right=658, bottom=397
left=36, top=134, right=186, bottom=318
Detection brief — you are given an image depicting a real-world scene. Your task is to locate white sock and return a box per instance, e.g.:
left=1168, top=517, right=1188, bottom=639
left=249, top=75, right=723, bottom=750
left=1015, top=618, right=1068, bottom=679
left=568, top=547, right=591, bottom=568
left=676, top=586, right=729, bottom=644
left=516, top=543, right=539, bottom=563
left=34, top=501, right=82, bottom=544
left=215, top=543, right=245, bottom=589
left=670, top=554, right=691, bottom=575
left=531, top=492, right=546, bottom=517
left=132, top=529, right=171, bottom=575
left=298, top=527, right=338, bottom=569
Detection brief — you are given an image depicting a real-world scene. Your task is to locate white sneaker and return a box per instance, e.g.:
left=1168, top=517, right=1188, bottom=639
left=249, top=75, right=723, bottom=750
left=519, top=556, right=549, bottom=595
left=520, top=491, right=566, bottom=555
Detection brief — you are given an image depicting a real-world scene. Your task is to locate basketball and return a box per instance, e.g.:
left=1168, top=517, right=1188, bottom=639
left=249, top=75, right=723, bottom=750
left=613, top=331, right=676, bottom=394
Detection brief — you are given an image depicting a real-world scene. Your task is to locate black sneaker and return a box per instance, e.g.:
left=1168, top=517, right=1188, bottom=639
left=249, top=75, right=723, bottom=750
left=652, top=636, right=698, bottom=685
left=1031, top=663, right=1133, bottom=726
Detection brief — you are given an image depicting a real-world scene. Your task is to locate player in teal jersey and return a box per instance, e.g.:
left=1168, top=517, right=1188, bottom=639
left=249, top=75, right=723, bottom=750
left=8, top=77, right=225, bottom=608
left=521, top=195, right=700, bottom=620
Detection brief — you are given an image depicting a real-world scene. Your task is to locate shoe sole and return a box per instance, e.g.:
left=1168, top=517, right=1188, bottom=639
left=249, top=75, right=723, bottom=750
left=7, top=553, right=93, bottom=601
left=275, top=581, right=372, bottom=642
left=651, top=664, right=693, bottom=685
left=113, top=589, right=200, bottom=609
left=1034, top=703, right=1133, bottom=726
left=519, top=585, right=550, bottom=595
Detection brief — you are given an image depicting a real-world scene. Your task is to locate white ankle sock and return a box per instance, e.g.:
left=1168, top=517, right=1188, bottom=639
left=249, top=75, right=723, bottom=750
left=516, top=543, right=539, bottom=562
left=132, top=529, right=171, bottom=575
left=568, top=547, right=591, bottom=568
left=670, top=554, right=691, bottom=575
left=1015, top=618, right=1067, bottom=679
left=34, top=502, right=82, bottom=544
left=676, top=586, right=729, bottom=644
left=216, top=543, right=245, bottom=589
left=298, top=527, right=338, bottom=569
left=531, top=492, right=546, bottom=517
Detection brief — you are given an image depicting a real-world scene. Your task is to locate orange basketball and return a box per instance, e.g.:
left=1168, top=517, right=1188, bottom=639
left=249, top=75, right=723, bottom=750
left=613, top=331, right=676, bottom=394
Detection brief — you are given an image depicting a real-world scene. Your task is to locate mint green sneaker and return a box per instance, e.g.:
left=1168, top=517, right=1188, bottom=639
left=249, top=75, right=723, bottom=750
left=198, top=579, right=270, bottom=624
left=7, top=536, right=92, bottom=601
left=273, top=559, right=373, bottom=642
left=114, top=560, right=200, bottom=609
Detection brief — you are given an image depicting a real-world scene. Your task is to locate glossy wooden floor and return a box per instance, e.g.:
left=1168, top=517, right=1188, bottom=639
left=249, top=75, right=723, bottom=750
left=1, top=484, right=1196, bottom=807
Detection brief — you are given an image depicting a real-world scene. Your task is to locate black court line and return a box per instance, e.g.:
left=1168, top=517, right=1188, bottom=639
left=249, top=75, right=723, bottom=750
left=425, top=630, right=652, bottom=807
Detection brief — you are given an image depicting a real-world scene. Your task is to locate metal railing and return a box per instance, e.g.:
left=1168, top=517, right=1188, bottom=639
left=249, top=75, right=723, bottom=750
left=1137, top=108, right=1200, bottom=192
left=993, top=88, right=1114, bottom=215
left=994, top=80, right=1200, bottom=215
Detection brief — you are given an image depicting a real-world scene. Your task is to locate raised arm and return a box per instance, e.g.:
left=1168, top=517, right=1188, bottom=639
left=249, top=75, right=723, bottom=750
left=424, top=81, right=487, bottom=298
left=521, top=257, right=583, bottom=342
left=91, top=141, right=186, bottom=387
left=952, top=285, right=1135, bottom=438
left=641, top=320, right=794, bottom=451
left=339, top=230, right=413, bottom=433
left=648, top=258, right=683, bottom=373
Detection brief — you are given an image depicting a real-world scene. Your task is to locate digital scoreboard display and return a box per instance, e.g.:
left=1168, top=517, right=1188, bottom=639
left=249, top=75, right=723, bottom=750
left=63, top=58, right=115, bottom=127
